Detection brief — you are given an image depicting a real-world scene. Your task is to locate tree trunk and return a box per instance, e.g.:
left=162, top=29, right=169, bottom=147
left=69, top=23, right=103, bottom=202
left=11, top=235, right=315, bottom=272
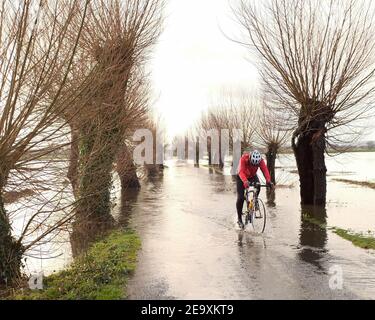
left=195, top=136, right=200, bottom=167
left=293, top=113, right=328, bottom=206
left=0, top=194, right=23, bottom=286
left=212, top=134, right=224, bottom=169
left=218, top=133, right=224, bottom=169
left=207, top=137, right=212, bottom=166
left=146, top=129, right=164, bottom=176
left=71, top=127, right=116, bottom=257
left=116, top=143, right=140, bottom=190
left=266, top=189, right=276, bottom=207
left=293, top=133, right=315, bottom=205
left=185, top=136, right=189, bottom=160
left=266, top=144, right=277, bottom=184
left=312, top=133, right=327, bottom=206
left=67, top=129, right=79, bottom=197
left=119, top=162, right=140, bottom=190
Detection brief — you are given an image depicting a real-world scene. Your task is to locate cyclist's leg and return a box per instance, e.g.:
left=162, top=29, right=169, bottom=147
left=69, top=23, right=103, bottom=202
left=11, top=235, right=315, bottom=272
left=251, top=175, right=261, bottom=211
left=236, top=175, right=245, bottom=222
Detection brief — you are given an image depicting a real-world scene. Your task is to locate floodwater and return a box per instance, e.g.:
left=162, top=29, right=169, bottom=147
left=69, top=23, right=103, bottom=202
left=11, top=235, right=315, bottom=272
left=126, top=153, right=375, bottom=300
left=22, top=152, right=375, bottom=299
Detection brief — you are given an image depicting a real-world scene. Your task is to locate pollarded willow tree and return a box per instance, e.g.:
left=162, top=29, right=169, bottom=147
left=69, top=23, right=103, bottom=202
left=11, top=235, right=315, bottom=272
left=229, top=93, right=257, bottom=163
left=198, top=106, right=230, bottom=169
left=64, top=0, right=164, bottom=253
left=234, top=0, right=375, bottom=205
left=115, top=72, right=152, bottom=191
left=0, top=0, right=91, bottom=286
left=197, top=89, right=257, bottom=169
left=213, top=89, right=257, bottom=155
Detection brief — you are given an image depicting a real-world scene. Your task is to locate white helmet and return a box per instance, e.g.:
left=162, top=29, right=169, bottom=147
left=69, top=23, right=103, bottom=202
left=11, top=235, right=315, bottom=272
left=250, top=150, right=262, bottom=166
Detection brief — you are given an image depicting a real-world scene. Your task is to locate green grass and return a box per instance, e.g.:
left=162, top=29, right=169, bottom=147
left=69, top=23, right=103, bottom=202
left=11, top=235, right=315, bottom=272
left=332, top=228, right=375, bottom=250
left=333, top=178, right=375, bottom=190
left=13, top=229, right=141, bottom=300
left=302, top=214, right=375, bottom=250
left=280, top=148, right=375, bottom=154
left=301, top=214, right=327, bottom=229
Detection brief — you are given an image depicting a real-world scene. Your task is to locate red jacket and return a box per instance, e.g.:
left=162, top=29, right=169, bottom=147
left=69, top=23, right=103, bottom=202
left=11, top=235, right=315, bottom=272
left=237, top=153, right=271, bottom=185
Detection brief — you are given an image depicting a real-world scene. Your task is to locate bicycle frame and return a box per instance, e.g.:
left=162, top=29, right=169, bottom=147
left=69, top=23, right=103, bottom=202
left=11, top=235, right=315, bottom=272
left=244, top=183, right=267, bottom=207
left=243, top=183, right=268, bottom=232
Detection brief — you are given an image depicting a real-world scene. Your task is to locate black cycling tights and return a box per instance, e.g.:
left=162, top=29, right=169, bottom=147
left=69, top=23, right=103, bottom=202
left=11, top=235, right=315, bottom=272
left=236, top=175, right=260, bottom=221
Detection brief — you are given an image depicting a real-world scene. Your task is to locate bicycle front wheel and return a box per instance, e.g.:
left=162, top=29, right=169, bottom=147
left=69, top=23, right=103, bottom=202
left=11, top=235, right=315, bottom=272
left=251, top=198, right=267, bottom=233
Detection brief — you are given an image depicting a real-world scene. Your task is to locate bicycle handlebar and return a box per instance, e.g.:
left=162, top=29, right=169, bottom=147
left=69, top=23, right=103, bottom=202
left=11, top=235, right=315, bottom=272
left=246, top=183, right=272, bottom=189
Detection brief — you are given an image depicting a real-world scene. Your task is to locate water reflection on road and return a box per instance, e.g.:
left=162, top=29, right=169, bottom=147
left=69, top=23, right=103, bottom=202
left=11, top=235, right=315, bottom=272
left=125, top=160, right=375, bottom=300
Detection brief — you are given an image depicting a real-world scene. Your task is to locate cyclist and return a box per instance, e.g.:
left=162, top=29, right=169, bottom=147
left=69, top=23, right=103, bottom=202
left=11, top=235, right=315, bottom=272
left=236, top=150, right=274, bottom=229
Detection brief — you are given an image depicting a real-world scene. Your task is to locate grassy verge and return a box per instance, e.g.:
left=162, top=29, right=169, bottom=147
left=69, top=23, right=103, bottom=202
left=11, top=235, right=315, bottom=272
left=333, top=178, right=375, bottom=190
left=302, top=215, right=375, bottom=250
left=332, top=228, right=375, bottom=250
left=13, top=229, right=141, bottom=300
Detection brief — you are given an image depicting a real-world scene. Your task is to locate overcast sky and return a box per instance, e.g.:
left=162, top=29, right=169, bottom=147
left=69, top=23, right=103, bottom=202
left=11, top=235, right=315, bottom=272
left=149, top=0, right=375, bottom=141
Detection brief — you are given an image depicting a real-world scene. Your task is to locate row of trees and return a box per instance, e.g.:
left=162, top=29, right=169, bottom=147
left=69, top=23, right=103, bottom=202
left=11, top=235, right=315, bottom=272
left=0, top=0, right=164, bottom=289
left=233, top=0, right=375, bottom=206
left=186, top=0, right=375, bottom=207
left=191, top=89, right=288, bottom=184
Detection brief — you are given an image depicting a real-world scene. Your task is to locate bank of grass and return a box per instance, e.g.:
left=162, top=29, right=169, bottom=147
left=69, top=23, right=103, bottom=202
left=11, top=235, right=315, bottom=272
left=333, top=178, right=375, bottom=190
left=332, top=228, right=375, bottom=250
left=302, top=215, right=375, bottom=250
left=13, top=229, right=141, bottom=300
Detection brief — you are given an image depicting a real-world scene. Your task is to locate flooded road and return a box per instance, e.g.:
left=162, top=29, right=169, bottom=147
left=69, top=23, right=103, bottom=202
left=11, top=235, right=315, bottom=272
left=126, top=157, right=375, bottom=300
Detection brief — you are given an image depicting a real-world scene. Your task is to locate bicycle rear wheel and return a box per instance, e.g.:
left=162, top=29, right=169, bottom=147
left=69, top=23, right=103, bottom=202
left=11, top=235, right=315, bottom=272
left=251, top=198, right=266, bottom=233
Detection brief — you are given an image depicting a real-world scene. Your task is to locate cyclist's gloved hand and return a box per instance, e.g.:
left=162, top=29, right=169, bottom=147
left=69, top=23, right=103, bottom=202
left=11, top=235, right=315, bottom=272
left=267, top=182, right=275, bottom=189
left=243, top=180, right=250, bottom=189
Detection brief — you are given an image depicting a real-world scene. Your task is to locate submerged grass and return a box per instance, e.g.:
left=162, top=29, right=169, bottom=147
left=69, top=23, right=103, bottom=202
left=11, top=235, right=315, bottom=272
left=333, top=178, right=375, bottom=189
left=301, top=214, right=327, bottom=229
left=302, top=215, right=375, bottom=250
left=332, top=228, right=375, bottom=250
left=13, top=229, right=141, bottom=300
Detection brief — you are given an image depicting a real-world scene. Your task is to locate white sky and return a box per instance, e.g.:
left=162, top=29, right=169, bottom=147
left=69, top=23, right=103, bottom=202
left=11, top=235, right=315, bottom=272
left=149, top=0, right=375, bottom=141
left=149, top=0, right=258, bottom=137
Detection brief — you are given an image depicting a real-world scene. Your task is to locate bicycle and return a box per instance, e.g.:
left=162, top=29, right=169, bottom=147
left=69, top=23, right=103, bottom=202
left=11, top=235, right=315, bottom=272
left=242, top=182, right=268, bottom=233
